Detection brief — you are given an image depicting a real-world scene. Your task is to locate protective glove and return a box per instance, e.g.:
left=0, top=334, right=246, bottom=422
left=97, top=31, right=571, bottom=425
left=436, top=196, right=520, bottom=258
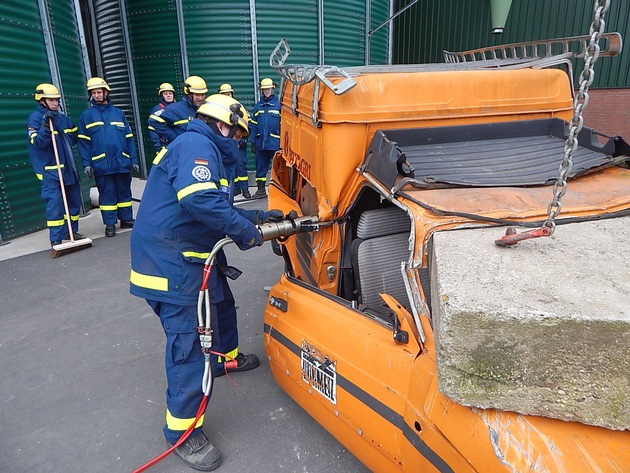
left=43, top=110, right=56, bottom=121
left=238, top=138, right=247, bottom=150
left=235, top=224, right=263, bottom=251
left=84, top=166, right=94, bottom=179
left=132, top=164, right=140, bottom=173
left=256, top=209, right=284, bottom=224
left=250, top=143, right=256, bottom=153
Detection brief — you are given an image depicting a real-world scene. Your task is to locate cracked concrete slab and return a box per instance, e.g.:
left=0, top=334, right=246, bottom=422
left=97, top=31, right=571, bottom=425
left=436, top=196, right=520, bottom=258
left=431, top=216, right=630, bottom=430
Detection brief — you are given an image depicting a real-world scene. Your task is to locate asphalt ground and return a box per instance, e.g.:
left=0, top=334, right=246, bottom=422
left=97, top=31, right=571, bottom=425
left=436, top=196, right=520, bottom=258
left=0, top=186, right=368, bottom=473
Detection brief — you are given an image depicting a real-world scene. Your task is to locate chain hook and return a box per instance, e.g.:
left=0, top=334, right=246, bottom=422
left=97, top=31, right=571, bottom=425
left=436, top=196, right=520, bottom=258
left=541, top=0, right=610, bottom=235
left=495, top=0, right=611, bottom=247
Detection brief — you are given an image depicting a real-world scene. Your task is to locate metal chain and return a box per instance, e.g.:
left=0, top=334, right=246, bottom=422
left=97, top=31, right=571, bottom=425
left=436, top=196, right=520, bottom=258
left=543, top=0, right=611, bottom=234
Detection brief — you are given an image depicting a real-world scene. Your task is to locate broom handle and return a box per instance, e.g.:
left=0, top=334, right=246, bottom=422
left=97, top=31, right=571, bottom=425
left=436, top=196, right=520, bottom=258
left=49, top=118, right=75, bottom=243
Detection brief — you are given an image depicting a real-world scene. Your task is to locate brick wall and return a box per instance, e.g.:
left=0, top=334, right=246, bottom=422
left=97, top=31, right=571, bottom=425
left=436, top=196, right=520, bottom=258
left=581, top=89, right=630, bottom=140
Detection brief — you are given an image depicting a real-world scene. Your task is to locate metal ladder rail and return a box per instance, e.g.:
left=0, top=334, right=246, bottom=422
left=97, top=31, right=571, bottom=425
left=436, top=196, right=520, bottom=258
left=443, top=32, right=622, bottom=64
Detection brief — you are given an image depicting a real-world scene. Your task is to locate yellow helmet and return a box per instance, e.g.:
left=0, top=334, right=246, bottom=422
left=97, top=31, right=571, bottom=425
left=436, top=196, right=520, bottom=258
left=34, top=83, right=61, bottom=101
left=258, top=77, right=276, bottom=90
left=183, top=75, right=208, bottom=95
left=157, top=82, right=175, bottom=95
left=217, top=83, right=234, bottom=95
left=199, top=94, right=249, bottom=137
left=86, top=77, right=110, bottom=91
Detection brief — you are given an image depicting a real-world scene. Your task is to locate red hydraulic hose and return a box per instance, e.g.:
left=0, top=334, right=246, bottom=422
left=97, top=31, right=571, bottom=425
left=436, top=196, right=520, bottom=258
left=133, top=245, right=235, bottom=472
left=132, top=264, right=215, bottom=472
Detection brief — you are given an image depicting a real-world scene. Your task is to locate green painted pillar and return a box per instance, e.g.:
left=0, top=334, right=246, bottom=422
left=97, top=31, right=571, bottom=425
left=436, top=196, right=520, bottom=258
left=490, top=0, right=513, bottom=34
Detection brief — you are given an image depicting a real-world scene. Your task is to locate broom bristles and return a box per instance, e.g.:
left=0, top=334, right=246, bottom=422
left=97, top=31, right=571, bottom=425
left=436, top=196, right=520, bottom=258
left=49, top=238, right=93, bottom=259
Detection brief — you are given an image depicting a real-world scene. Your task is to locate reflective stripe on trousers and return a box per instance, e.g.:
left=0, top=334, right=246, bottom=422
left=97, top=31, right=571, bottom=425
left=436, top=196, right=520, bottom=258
left=95, top=173, right=133, bottom=225
left=146, top=275, right=239, bottom=443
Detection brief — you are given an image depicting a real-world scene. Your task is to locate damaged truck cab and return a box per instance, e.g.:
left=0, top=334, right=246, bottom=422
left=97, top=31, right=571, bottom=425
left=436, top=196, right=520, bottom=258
left=263, top=37, right=630, bottom=472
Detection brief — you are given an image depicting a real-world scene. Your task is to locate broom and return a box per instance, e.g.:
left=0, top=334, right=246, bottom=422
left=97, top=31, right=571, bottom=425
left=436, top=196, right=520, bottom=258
left=48, top=117, right=92, bottom=258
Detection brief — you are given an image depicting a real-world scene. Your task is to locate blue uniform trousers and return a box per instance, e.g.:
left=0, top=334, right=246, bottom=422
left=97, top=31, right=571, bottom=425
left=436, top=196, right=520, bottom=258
left=42, top=179, right=82, bottom=242
left=234, top=151, right=249, bottom=191
left=147, top=274, right=239, bottom=444
left=254, top=149, right=275, bottom=182
left=95, top=173, right=133, bottom=225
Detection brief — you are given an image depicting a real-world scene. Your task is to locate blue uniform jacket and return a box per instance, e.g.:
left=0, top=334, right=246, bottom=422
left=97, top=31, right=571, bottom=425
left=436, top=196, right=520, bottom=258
left=148, top=99, right=170, bottom=151
left=26, top=104, right=79, bottom=184
left=78, top=99, right=138, bottom=175
left=147, top=96, right=197, bottom=147
left=249, top=94, right=281, bottom=151
left=130, top=119, right=261, bottom=305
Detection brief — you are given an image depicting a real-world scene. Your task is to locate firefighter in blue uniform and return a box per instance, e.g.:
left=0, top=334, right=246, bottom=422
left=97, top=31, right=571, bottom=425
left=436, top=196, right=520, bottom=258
left=26, top=83, right=84, bottom=246
left=249, top=77, right=281, bottom=199
left=129, top=94, right=282, bottom=471
left=148, top=75, right=207, bottom=148
left=217, top=83, right=251, bottom=199
left=78, top=77, right=139, bottom=237
left=147, top=82, right=176, bottom=152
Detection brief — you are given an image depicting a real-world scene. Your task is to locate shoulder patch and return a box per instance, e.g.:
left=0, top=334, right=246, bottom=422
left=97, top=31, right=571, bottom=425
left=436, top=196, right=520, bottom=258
left=194, top=159, right=208, bottom=165
left=192, top=165, right=211, bottom=181
left=154, top=109, right=163, bottom=117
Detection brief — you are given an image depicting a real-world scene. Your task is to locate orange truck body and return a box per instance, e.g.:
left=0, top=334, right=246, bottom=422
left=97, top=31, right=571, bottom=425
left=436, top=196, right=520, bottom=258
left=263, top=55, right=630, bottom=472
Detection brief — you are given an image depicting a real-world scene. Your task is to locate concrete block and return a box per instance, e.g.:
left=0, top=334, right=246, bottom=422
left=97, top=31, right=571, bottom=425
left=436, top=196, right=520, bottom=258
left=430, top=217, right=630, bottom=430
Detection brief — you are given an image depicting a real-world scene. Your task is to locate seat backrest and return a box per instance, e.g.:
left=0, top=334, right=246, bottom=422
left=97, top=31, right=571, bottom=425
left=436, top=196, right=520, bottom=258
left=352, top=207, right=412, bottom=312
left=356, top=206, right=411, bottom=239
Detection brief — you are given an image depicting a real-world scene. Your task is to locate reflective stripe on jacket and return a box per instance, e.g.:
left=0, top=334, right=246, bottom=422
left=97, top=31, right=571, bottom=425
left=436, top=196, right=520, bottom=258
left=147, top=99, right=170, bottom=151
left=130, top=119, right=259, bottom=305
left=249, top=94, right=281, bottom=151
left=78, top=99, right=138, bottom=175
left=147, top=96, right=197, bottom=147
left=26, top=104, right=78, bottom=184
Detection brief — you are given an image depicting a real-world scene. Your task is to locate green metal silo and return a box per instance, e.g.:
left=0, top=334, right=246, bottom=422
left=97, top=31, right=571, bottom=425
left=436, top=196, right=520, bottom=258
left=124, top=0, right=393, bottom=170
left=0, top=0, right=393, bottom=241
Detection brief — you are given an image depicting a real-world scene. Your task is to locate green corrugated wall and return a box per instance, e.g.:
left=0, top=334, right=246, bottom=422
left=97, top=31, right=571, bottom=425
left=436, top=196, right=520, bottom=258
left=3, top=0, right=629, bottom=241
left=369, top=1, right=390, bottom=65
left=393, top=0, right=630, bottom=88
left=324, top=0, right=366, bottom=65
left=0, top=2, right=89, bottom=241
left=0, top=0, right=390, bottom=241
left=127, top=0, right=390, bottom=168
left=125, top=0, right=182, bottom=163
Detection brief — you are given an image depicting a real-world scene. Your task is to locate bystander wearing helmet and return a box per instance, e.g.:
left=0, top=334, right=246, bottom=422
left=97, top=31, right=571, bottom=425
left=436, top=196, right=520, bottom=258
left=148, top=75, right=207, bottom=151
left=26, top=83, right=85, bottom=247
left=249, top=77, right=281, bottom=199
left=78, top=77, right=139, bottom=237
left=129, top=93, right=283, bottom=471
left=147, top=82, right=176, bottom=152
left=217, top=83, right=251, bottom=199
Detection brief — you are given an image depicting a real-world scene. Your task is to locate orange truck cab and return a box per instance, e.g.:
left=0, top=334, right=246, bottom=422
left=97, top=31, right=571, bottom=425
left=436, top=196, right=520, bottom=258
left=262, top=36, right=630, bottom=472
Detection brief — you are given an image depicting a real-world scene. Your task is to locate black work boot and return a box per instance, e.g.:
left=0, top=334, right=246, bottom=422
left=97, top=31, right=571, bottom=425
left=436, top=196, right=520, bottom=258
left=120, top=220, right=135, bottom=229
left=216, top=353, right=260, bottom=378
left=105, top=225, right=116, bottom=237
left=233, top=188, right=242, bottom=197
left=242, top=188, right=251, bottom=199
left=169, top=431, right=222, bottom=471
left=253, top=182, right=266, bottom=199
